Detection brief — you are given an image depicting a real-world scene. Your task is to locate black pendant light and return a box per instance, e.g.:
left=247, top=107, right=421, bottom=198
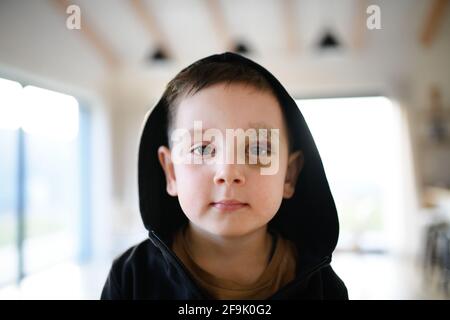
left=233, top=41, right=250, bottom=55
left=149, top=46, right=169, bottom=61
left=317, top=1, right=342, bottom=51
left=318, top=30, right=340, bottom=49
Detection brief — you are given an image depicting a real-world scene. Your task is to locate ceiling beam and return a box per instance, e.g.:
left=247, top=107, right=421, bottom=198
left=281, top=0, right=300, bottom=55
left=129, top=0, right=173, bottom=59
left=420, top=0, right=450, bottom=48
left=51, top=0, right=120, bottom=68
left=351, top=0, right=367, bottom=51
left=205, top=0, right=233, bottom=51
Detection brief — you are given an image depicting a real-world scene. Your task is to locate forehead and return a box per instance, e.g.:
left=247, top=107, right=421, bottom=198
left=175, top=83, right=285, bottom=131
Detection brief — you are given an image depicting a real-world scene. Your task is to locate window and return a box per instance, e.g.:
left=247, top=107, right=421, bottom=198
left=297, top=97, right=403, bottom=253
left=0, top=78, right=88, bottom=284
left=0, top=78, right=22, bottom=285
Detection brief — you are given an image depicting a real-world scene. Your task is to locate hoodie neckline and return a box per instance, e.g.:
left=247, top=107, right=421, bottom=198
left=148, top=230, right=331, bottom=299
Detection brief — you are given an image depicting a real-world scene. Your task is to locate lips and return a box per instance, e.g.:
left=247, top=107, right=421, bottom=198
left=211, top=200, right=248, bottom=212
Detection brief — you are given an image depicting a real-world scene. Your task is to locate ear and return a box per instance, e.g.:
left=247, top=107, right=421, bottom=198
left=157, top=146, right=178, bottom=196
left=283, top=150, right=304, bottom=199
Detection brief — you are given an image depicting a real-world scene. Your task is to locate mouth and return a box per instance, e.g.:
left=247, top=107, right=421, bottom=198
left=210, top=200, right=249, bottom=212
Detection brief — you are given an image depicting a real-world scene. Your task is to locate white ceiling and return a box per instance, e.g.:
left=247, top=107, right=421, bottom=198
left=0, top=0, right=446, bottom=94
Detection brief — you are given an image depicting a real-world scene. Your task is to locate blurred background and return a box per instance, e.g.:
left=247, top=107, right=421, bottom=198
left=1, top=0, right=450, bottom=299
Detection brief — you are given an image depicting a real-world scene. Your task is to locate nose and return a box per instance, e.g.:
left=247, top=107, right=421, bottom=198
left=213, top=164, right=246, bottom=186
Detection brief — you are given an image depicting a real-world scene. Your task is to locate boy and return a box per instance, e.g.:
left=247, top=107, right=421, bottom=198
left=101, top=52, right=348, bottom=299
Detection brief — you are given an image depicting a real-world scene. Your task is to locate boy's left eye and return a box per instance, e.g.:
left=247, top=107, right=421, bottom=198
left=248, top=144, right=271, bottom=156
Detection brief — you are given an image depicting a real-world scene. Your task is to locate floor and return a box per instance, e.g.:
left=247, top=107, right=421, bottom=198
left=332, top=251, right=449, bottom=300
left=0, top=252, right=448, bottom=300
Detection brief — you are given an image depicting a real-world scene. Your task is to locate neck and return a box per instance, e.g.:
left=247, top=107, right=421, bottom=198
left=184, top=223, right=273, bottom=271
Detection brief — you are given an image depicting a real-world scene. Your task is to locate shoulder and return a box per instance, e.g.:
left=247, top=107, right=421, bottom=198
left=112, top=238, right=161, bottom=271
left=319, top=265, right=349, bottom=300
left=100, top=239, right=164, bottom=299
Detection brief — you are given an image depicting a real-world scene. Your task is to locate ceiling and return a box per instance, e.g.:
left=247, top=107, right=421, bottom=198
left=0, top=0, right=447, bottom=94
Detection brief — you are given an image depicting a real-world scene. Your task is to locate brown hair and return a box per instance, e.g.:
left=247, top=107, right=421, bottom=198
left=161, top=60, right=293, bottom=152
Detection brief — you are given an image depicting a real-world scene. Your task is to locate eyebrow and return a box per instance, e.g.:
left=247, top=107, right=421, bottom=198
left=247, top=122, right=276, bottom=130
left=187, top=122, right=279, bottom=134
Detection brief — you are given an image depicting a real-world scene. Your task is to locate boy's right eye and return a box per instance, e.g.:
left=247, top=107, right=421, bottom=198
left=191, top=144, right=215, bottom=157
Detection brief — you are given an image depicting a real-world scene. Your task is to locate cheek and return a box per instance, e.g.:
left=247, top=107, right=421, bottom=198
left=174, top=164, right=209, bottom=186
left=173, top=165, right=211, bottom=214
left=252, top=149, right=288, bottom=195
left=247, top=171, right=286, bottom=212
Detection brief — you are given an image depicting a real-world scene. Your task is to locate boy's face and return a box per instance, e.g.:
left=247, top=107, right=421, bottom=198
left=158, top=83, right=303, bottom=238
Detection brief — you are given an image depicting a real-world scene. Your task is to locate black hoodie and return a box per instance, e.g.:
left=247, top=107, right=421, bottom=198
left=101, top=52, right=348, bottom=300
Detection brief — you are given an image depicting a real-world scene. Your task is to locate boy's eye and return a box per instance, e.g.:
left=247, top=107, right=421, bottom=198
left=191, top=144, right=215, bottom=157
left=248, top=143, right=271, bottom=156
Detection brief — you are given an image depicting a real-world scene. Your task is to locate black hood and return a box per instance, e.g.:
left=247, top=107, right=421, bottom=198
left=138, top=52, right=339, bottom=265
